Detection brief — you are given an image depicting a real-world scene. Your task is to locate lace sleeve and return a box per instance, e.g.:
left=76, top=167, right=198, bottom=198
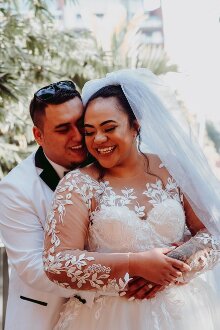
left=167, top=195, right=220, bottom=281
left=43, top=170, right=130, bottom=293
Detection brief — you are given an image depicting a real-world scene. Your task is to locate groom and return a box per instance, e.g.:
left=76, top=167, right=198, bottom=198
left=0, top=80, right=151, bottom=330
left=0, top=81, right=88, bottom=330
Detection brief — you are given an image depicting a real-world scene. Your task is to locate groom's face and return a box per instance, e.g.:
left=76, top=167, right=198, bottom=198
left=33, top=97, right=87, bottom=169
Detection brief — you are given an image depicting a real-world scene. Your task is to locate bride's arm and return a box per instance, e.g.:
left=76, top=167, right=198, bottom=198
left=43, top=172, right=188, bottom=292
left=43, top=173, right=130, bottom=293
left=143, top=196, right=220, bottom=299
left=166, top=195, right=220, bottom=282
left=149, top=159, right=220, bottom=282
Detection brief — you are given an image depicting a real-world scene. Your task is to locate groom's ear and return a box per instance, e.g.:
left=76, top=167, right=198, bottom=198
left=33, top=126, right=44, bottom=146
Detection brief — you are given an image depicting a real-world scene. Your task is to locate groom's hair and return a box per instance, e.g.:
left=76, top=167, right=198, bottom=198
left=85, top=85, right=136, bottom=128
left=29, top=84, right=81, bottom=130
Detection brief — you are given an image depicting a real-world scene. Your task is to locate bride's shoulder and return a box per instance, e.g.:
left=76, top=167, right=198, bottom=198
left=145, top=153, right=170, bottom=181
left=145, top=153, right=164, bottom=169
left=62, top=166, right=99, bottom=191
left=74, top=164, right=100, bottom=181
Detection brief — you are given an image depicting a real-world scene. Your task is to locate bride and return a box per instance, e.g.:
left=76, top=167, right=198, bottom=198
left=43, top=69, right=220, bottom=329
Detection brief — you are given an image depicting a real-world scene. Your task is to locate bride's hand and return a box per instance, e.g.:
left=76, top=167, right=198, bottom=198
left=129, top=247, right=191, bottom=285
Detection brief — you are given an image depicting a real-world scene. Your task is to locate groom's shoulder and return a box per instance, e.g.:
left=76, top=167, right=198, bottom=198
left=0, top=151, right=36, bottom=186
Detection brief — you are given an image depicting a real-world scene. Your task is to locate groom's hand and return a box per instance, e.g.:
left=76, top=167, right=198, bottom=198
left=125, top=277, right=156, bottom=300
left=144, top=284, right=165, bottom=299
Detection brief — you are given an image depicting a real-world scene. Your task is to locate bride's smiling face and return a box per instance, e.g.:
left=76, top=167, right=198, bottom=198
left=84, top=96, right=139, bottom=169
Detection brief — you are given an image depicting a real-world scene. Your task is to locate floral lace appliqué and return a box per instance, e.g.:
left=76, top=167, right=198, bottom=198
left=44, top=170, right=130, bottom=294
left=143, top=177, right=180, bottom=207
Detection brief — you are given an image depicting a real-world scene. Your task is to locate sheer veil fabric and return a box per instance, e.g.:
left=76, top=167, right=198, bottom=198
left=82, top=68, right=220, bottom=237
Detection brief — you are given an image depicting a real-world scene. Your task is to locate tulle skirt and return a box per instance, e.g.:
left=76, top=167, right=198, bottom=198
left=54, top=277, right=220, bottom=330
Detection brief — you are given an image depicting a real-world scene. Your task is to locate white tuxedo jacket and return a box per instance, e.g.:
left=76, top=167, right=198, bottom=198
left=0, top=147, right=76, bottom=330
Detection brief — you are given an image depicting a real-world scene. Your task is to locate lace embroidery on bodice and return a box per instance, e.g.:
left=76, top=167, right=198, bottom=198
left=75, top=169, right=186, bottom=253
left=69, top=168, right=182, bottom=218
left=43, top=165, right=185, bottom=292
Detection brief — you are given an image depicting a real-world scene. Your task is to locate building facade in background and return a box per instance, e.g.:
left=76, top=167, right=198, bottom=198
left=54, top=0, right=164, bottom=50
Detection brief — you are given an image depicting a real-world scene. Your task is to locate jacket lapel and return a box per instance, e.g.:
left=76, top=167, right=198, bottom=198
left=35, top=147, right=60, bottom=192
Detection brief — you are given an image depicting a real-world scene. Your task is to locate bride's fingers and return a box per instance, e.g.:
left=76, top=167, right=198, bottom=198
left=166, top=274, right=179, bottom=283
left=168, top=258, right=191, bottom=272
left=162, top=278, right=173, bottom=285
left=171, top=241, right=184, bottom=247
left=174, top=282, right=185, bottom=286
left=169, top=269, right=182, bottom=278
left=156, top=274, right=173, bottom=285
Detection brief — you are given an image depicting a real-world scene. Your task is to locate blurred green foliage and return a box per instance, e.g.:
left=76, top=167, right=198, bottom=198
left=0, top=0, right=105, bottom=177
left=0, top=1, right=177, bottom=177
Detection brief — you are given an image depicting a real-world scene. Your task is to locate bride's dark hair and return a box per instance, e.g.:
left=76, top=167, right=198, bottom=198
left=85, top=85, right=136, bottom=127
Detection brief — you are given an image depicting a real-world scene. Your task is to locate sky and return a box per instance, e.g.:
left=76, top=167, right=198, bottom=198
left=161, top=0, right=220, bottom=120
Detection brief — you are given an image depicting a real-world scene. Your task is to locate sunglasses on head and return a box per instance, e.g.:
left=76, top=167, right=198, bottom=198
left=34, top=80, right=76, bottom=101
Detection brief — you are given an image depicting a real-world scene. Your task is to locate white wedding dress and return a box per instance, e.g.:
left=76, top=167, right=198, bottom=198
left=44, top=168, right=220, bottom=330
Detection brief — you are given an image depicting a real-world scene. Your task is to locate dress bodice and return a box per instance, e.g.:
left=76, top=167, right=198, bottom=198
left=68, top=169, right=186, bottom=253
left=89, top=199, right=185, bottom=253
